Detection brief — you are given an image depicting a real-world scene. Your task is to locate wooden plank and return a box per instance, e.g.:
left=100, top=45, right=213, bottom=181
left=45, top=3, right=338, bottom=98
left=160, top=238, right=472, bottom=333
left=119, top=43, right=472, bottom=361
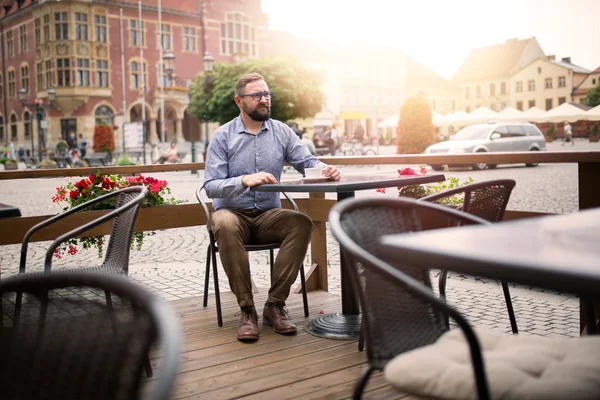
left=578, top=162, right=600, bottom=210
left=309, top=192, right=328, bottom=292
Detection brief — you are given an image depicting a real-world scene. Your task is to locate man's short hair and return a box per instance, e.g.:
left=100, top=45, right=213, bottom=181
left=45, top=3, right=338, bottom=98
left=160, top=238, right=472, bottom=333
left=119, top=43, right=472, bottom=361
left=235, top=72, right=265, bottom=96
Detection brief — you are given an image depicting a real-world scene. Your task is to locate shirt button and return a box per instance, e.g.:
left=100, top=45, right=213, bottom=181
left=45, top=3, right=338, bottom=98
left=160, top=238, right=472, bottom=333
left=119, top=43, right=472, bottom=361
left=256, top=152, right=259, bottom=155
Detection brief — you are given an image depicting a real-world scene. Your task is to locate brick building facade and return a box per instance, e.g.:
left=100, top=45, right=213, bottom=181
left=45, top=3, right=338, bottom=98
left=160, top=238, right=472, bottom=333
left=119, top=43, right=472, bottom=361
left=0, top=0, right=268, bottom=156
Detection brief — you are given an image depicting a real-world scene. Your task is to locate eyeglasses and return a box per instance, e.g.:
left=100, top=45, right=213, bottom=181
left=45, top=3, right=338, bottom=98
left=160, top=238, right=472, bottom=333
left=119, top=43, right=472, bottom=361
left=238, top=91, right=273, bottom=101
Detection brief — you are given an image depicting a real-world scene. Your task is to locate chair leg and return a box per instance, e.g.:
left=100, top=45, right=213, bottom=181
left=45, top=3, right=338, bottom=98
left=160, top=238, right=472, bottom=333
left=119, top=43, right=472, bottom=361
left=358, top=315, right=365, bottom=351
left=299, top=263, right=309, bottom=317
left=353, top=365, right=376, bottom=400
left=501, top=280, right=519, bottom=334
left=269, top=249, right=274, bottom=283
left=211, top=247, right=223, bottom=327
left=203, top=248, right=211, bottom=307
left=439, top=269, right=450, bottom=329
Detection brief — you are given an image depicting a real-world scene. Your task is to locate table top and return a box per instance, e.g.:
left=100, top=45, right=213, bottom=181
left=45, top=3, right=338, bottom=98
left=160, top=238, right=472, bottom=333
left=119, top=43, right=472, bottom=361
left=379, top=208, right=600, bottom=299
left=0, top=203, right=21, bottom=218
left=252, top=173, right=445, bottom=193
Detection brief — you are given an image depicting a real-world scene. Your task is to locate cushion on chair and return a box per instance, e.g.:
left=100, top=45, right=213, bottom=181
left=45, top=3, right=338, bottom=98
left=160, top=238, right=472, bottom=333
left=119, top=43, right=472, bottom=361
left=384, top=328, right=600, bottom=400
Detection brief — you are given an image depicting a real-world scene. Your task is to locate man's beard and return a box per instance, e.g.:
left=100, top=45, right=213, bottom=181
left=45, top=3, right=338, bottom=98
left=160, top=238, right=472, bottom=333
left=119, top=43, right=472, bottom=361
left=244, top=103, right=271, bottom=121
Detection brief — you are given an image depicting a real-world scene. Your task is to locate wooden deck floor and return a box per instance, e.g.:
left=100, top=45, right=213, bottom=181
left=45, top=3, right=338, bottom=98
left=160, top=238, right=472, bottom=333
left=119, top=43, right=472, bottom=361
left=145, top=290, right=415, bottom=400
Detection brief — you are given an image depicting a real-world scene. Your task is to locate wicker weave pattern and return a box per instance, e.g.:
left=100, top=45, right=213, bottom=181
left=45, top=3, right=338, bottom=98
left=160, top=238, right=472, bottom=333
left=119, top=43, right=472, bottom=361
left=339, top=205, right=448, bottom=369
left=0, top=275, right=158, bottom=400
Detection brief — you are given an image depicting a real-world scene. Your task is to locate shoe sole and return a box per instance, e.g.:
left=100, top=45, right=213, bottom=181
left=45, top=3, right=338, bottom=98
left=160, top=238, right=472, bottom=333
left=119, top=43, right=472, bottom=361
left=237, top=334, right=259, bottom=341
left=263, top=317, right=297, bottom=334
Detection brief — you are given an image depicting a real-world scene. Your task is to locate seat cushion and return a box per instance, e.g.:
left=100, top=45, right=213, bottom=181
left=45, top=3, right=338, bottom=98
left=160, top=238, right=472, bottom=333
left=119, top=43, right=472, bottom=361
left=384, top=328, right=600, bottom=399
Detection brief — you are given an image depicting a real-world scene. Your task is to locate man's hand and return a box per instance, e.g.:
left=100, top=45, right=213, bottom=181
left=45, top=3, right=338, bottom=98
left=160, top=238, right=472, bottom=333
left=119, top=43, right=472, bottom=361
left=322, top=165, right=341, bottom=181
left=242, top=172, right=278, bottom=187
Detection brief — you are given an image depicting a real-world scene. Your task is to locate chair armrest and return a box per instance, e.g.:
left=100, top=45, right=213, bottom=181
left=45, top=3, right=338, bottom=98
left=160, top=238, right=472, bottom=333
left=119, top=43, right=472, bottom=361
left=282, top=192, right=299, bottom=212
left=20, top=189, right=139, bottom=273
left=195, top=185, right=212, bottom=235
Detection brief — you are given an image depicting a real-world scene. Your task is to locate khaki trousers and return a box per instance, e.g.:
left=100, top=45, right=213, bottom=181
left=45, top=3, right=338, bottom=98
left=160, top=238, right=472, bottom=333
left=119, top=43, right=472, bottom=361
left=210, top=208, right=313, bottom=308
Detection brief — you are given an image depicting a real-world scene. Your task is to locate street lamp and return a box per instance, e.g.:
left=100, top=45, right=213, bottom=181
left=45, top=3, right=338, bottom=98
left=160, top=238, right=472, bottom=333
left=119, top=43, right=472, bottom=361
left=19, top=87, right=55, bottom=162
left=162, top=49, right=175, bottom=87
left=202, top=51, right=214, bottom=154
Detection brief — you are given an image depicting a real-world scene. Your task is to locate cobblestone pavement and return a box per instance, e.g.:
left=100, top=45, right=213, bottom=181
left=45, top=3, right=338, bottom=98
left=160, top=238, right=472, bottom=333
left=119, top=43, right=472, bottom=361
left=2, top=140, right=595, bottom=339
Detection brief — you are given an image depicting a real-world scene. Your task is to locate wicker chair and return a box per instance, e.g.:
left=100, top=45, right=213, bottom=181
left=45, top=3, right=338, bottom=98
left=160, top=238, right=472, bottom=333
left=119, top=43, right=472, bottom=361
left=329, top=196, right=490, bottom=399
left=420, top=179, right=518, bottom=334
left=196, top=186, right=309, bottom=327
left=0, top=271, right=181, bottom=400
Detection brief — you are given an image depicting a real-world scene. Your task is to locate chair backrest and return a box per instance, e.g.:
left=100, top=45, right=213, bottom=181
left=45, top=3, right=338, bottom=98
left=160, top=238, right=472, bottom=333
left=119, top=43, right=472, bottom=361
left=196, top=185, right=299, bottom=238
left=0, top=271, right=181, bottom=400
left=329, top=196, right=489, bottom=370
left=420, top=179, right=516, bottom=223
left=43, top=186, right=147, bottom=272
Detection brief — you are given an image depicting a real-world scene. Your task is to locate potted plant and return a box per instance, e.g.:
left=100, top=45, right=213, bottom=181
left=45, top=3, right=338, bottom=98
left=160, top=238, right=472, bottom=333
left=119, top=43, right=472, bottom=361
left=39, top=159, right=58, bottom=169
left=590, top=123, right=600, bottom=143
left=544, top=123, right=557, bottom=143
left=0, top=157, right=18, bottom=170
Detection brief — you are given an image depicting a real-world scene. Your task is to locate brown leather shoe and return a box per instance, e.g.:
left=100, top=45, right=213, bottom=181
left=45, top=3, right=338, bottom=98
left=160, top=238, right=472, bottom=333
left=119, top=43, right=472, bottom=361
left=236, top=308, right=259, bottom=341
left=263, top=304, right=297, bottom=334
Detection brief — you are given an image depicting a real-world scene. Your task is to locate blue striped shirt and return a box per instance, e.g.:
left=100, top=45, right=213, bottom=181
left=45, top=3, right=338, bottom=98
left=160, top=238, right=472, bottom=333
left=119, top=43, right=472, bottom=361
left=204, top=115, right=326, bottom=210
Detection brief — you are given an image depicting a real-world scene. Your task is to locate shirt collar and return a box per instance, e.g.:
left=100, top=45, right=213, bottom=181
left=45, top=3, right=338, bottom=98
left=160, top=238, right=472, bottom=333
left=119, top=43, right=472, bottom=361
left=235, top=115, right=271, bottom=134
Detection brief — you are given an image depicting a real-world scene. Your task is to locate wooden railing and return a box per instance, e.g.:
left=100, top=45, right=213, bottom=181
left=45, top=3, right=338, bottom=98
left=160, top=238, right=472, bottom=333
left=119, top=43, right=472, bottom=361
left=2, top=151, right=600, bottom=292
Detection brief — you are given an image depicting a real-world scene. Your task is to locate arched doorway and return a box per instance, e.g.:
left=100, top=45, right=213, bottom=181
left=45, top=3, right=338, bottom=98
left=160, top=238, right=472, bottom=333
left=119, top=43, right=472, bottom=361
left=156, top=105, right=178, bottom=143
left=130, top=104, right=152, bottom=143
left=95, top=105, right=115, bottom=126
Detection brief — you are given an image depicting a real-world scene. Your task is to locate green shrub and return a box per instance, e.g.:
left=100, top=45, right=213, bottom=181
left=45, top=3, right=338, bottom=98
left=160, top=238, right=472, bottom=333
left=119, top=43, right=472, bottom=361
left=0, top=157, right=16, bottom=165
left=545, top=123, right=557, bottom=140
left=591, top=123, right=600, bottom=137
left=396, top=96, right=436, bottom=154
left=116, top=153, right=137, bottom=166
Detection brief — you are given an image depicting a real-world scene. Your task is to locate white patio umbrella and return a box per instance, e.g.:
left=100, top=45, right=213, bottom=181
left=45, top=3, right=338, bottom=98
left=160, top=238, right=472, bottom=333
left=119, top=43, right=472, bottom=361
left=443, top=110, right=471, bottom=126
left=466, top=106, right=499, bottom=124
left=540, top=102, right=589, bottom=123
left=521, top=107, right=547, bottom=122
left=496, top=106, right=526, bottom=121
left=585, top=105, right=600, bottom=121
left=377, top=113, right=399, bottom=128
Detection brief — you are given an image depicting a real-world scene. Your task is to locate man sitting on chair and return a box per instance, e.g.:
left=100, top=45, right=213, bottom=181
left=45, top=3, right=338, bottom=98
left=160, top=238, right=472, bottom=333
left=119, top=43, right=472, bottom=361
left=203, top=72, right=340, bottom=341
left=154, top=142, right=179, bottom=164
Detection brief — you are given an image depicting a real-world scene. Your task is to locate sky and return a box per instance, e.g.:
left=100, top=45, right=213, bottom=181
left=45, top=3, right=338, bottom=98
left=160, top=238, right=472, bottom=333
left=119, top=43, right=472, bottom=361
left=261, top=0, right=600, bottom=79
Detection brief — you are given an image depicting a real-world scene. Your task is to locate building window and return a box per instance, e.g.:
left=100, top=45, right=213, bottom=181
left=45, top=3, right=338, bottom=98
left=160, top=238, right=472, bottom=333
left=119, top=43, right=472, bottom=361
left=183, top=27, right=196, bottom=52
left=94, top=15, right=107, bottom=42
left=516, top=101, right=523, bottom=111
left=35, top=18, right=41, bottom=45
left=158, top=23, right=171, bottom=50
left=465, top=87, right=470, bottom=99
left=24, top=110, right=31, bottom=138
left=129, top=20, right=144, bottom=46
left=75, top=13, right=88, bottom=41
left=558, top=97, right=566, bottom=105
left=57, top=58, right=71, bottom=87
left=528, top=100, right=536, bottom=108
left=476, top=85, right=481, bottom=97
left=20, top=65, right=29, bottom=93
left=0, top=116, right=4, bottom=141
left=96, top=60, right=109, bottom=87
left=76, top=59, right=90, bottom=86
left=593, top=78, right=597, bottom=85
left=528, top=80, right=535, bottom=91
left=489, top=83, right=495, bottom=96
left=95, top=105, right=114, bottom=126
left=545, top=77, right=552, bottom=89
left=220, top=12, right=257, bottom=56
left=465, top=107, right=470, bottom=113
left=516, top=81, right=523, bottom=92
left=7, top=69, right=15, bottom=98
left=545, top=98, right=553, bottom=110
left=19, top=25, right=27, bottom=53
left=36, top=62, right=43, bottom=90
left=130, top=60, right=147, bottom=89
left=6, top=29, right=13, bottom=58
left=55, top=12, right=69, bottom=40
left=452, top=99, right=456, bottom=111
left=43, top=14, right=50, bottom=42
left=10, top=114, right=17, bottom=140
left=500, top=82, right=506, bottom=95
left=558, top=76, right=566, bottom=87
left=45, top=60, right=52, bottom=88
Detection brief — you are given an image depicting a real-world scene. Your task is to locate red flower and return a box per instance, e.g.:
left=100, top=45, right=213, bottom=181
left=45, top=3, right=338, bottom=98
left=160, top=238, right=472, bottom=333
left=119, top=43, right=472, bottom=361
left=67, top=245, right=78, bottom=255
left=399, top=167, right=417, bottom=176
left=420, top=165, right=428, bottom=175
left=69, top=190, right=80, bottom=200
left=75, top=179, right=90, bottom=191
left=149, top=183, right=161, bottom=194
left=53, top=248, right=63, bottom=259
left=375, top=188, right=386, bottom=194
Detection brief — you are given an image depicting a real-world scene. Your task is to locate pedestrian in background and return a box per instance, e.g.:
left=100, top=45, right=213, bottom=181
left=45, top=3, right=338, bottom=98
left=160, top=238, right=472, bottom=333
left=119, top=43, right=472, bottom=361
left=562, top=121, right=574, bottom=147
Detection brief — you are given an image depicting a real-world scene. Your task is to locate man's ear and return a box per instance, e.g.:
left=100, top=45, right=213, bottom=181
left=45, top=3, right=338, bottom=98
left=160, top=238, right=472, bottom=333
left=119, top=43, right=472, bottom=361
left=234, top=95, right=242, bottom=107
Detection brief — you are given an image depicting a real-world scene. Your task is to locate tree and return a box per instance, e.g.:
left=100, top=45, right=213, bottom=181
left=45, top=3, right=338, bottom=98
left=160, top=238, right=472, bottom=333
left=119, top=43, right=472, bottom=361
left=584, top=82, right=600, bottom=107
left=188, top=57, right=324, bottom=125
left=396, top=96, right=436, bottom=154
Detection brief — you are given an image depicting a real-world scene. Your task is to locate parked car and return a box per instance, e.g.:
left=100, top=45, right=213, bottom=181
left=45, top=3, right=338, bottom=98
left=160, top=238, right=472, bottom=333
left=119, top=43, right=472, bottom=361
left=424, top=121, right=547, bottom=170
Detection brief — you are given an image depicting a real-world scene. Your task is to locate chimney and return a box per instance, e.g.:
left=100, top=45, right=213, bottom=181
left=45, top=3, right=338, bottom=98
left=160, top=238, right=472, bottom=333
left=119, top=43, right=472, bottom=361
left=562, top=57, right=571, bottom=64
left=547, top=55, right=556, bottom=61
